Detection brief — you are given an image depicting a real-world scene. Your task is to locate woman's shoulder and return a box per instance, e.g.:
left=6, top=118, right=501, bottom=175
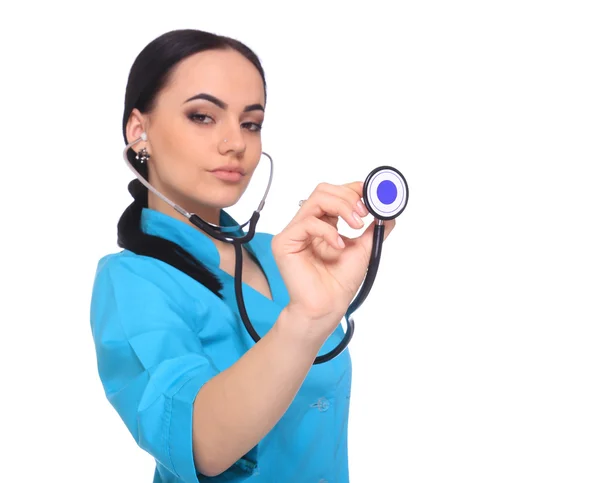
left=94, top=249, right=171, bottom=283
left=90, top=249, right=216, bottom=313
left=91, top=229, right=276, bottom=301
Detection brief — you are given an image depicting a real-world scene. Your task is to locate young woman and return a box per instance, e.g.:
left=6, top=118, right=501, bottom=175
left=90, top=28, right=395, bottom=482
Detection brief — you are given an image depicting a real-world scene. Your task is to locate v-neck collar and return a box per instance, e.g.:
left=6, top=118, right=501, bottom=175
left=140, top=207, right=286, bottom=309
left=141, top=207, right=248, bottom=270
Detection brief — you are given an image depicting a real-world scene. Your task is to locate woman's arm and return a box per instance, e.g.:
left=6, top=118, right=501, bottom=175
left=192, top=305, right=329, bottom=477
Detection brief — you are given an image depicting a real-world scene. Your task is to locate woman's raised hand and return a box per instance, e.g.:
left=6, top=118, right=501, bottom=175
left=271, top=181, right=396, bottom=340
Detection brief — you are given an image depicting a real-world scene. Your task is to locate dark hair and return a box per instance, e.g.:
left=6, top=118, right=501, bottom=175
left=117, top=29, right=267, bottom=299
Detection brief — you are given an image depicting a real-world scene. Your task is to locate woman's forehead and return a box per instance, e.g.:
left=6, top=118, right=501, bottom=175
left=161, top=49, right=265, bottom=107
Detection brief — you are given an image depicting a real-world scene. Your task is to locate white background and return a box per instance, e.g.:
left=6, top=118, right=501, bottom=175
left=1, top=1, right=599, bottom=481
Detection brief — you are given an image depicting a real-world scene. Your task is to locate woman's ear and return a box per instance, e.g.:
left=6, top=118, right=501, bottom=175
left=125, top=108, right=147, bottom=146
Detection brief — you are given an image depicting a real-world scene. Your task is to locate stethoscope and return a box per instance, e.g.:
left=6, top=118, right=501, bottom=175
left=123, top=133, right=409, bottom=364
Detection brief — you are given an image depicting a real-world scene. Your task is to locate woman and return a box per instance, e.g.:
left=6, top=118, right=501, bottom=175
left=90, top=29, right=395, bottom=482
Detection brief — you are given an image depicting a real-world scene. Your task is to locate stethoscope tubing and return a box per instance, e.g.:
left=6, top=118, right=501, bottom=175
left=233, top=222, right=384, bottom=364
left=122, top=136, right=382, bottom=364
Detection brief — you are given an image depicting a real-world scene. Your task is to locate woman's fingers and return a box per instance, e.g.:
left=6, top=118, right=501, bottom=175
left=296, top=191, right=363, bottom=230
left=315, top=181, right=365, bottom=202
left=282, top=216, right=346, bottom=252
left=312, top=181, right=368, bottom=217
left=296, top=182, right=368, bottom=230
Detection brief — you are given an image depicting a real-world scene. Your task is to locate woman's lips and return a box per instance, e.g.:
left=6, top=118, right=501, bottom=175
left=211, top=170, right=244, bottom=182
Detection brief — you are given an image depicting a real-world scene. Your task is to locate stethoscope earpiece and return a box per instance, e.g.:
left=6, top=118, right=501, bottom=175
left=363, top=166, right=409, bottom=221
left=140, top=132, right=148, bottom=141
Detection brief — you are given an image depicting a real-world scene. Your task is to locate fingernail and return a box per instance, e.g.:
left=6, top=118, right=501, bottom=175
left=338, top=235, right=345, bottom=248
left=353, top=211, right=364, bottom=227
left=357, top=200, right=368, bottom=216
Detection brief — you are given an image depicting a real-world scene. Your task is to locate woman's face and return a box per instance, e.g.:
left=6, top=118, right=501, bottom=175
left=129, top=48, right=265, bottom=214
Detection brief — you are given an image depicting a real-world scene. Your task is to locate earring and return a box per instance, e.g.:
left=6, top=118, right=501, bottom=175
left=136, top=147, right=150, bottom=164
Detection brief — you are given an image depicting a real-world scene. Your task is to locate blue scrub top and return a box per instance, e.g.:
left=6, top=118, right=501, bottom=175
left=90, top=207, right=352, bottom=482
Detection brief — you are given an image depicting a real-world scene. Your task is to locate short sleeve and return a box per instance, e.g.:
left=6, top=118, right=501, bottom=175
left=89, top=254, right=220, bottom=483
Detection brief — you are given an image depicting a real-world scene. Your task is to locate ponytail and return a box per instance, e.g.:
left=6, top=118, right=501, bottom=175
left=116, top=154, right=224, bottom=299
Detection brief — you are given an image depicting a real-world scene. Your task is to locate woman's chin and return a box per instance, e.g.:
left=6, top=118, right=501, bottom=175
left=195, top=192, right=243, bottom=209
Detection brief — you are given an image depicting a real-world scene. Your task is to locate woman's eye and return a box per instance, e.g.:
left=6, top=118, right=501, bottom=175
left=189, top=113, right=214, bottom=124
left=242, top=122, right=262, bottom=132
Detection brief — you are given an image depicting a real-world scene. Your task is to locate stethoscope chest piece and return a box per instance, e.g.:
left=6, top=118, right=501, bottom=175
left=363, top=166, right=409, bottom=221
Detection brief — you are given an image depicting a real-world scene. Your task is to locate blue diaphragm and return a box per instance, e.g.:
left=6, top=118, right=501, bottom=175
left=363, top=166, right=409, bottom=220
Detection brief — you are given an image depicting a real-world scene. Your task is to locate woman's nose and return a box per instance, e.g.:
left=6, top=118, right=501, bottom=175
left=218, top=125, right=245, bottom=155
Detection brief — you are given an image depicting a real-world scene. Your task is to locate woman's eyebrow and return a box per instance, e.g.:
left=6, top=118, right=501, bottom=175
left=184, top=92, right=264, bottom=112
left=243, top=103, right=264, bottom=113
